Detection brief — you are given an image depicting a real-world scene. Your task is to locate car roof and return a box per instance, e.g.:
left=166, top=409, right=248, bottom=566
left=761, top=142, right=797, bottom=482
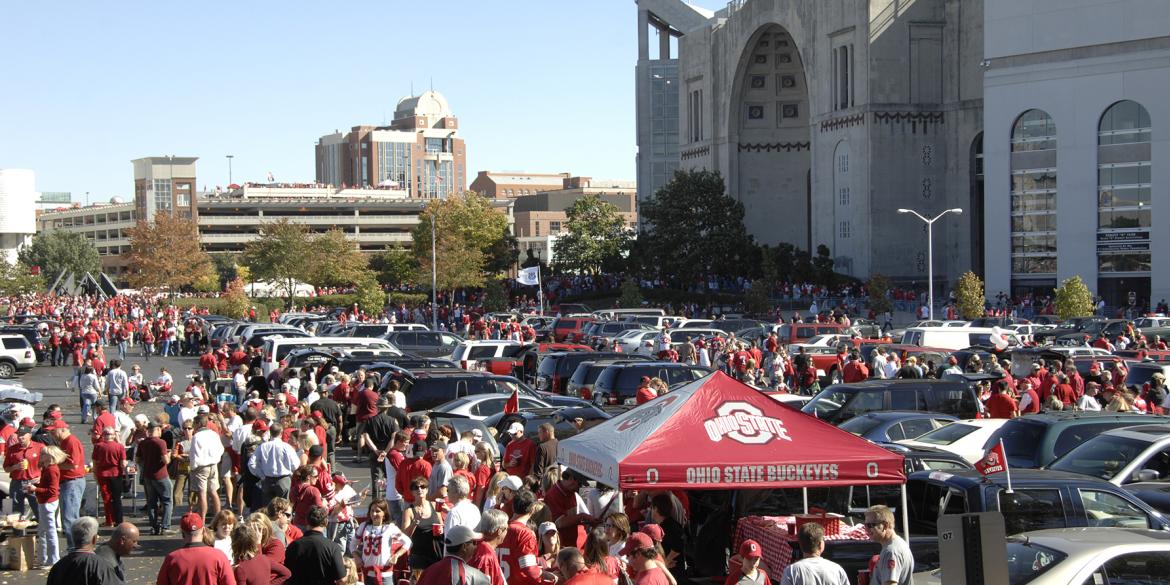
left=828, top=379, right=967, bottom=389
left=1096, top=423, right=1170, bottom=441
left=849, top=411, right=956, bottom=422
left=910, top=467, right=1122, bottom=487
left=1008, top=411, right=1169, bottom=424
left=1012, top=527, right=1170, bottom=550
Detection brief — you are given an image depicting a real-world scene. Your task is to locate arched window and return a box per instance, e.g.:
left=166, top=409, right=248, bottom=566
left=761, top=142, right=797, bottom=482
left=1010, top=110, right=1057, bottom=278
left=1097, top=100, right=1152, bottom=275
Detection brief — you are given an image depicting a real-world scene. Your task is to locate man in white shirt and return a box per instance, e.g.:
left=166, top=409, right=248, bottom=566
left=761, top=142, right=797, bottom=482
left=779, top=523, right=848, bottom=585
left=248, top=421, right=301, bottom=506
left=1079, top=383, right=1104, bottom=412
left=871, top=349, right=889, bottom=380
left=188, top=414, right=225, bottom=522
left=442, top=476, right=480, bottom=535
left=113, top=399, right=136, bottom=446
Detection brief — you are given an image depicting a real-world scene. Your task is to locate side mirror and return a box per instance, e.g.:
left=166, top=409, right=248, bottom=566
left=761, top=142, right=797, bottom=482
left=1134, top=469, right=1160, bottom=482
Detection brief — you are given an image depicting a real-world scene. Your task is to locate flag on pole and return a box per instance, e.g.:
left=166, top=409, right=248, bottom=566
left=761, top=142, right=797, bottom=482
left=503, top=389, right=520, bottom=414
left=516, top=266, right=540, bottom=286
left=975, top=439, right=1014, bottom=492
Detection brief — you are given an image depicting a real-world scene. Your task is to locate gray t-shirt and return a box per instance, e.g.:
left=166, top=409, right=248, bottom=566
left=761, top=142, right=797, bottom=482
left=780, top=557, right=849, bottom=585
left=872, top=536, right=914, bottom=585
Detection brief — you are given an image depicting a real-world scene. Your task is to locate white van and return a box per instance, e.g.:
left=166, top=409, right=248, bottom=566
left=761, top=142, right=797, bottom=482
left=900, top=327, right=1021, bottom=351
left=261, top=336, right=399, bottom=375
left=591, top=308, right=665, bottom=321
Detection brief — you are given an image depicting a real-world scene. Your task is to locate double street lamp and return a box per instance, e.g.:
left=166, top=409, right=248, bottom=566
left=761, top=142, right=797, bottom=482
left=897, top=207, right=963, bottom=320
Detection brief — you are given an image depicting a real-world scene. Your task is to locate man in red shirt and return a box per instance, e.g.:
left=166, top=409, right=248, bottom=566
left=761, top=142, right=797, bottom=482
left=157, top=513, right=237, bottom=585
left=198, top=349, right=219, bottom=383
left=545, top=470, right=589, bottom=549
left=984, top=381, right=1018, bottom=419
left=91, top=400, right=117, bottom=443
left=50, top=419, right=87, bottom=549
left=396, top=442, right=433, bottom=504
left=500, top=490, right=547, bottom=585
left=622, top=533, right=672, bottom=585
left=4, top=422, right=42, bottom=521
left=502, top=423, right=536, bottom=479
left=138, top=422, right=174, bottom=535
left=353, top=379, right=380, bottom=430
left=635, top=377, right=657, bottom=405
left=842, top=351, right=870, bottom=383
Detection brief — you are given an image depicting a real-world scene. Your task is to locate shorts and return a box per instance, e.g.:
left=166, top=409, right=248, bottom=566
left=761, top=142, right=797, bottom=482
left=191, top=464, right=220, bottom=493
left=218, top=452, right=232, bottom=478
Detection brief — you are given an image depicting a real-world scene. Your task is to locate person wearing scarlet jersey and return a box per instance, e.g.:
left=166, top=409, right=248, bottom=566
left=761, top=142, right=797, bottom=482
left=157, top=513, right=238, bottom=585
left=546, top=470, right=590, bottom=549
left=397, top=441, right=433, bottom=504
left=49, top=418, right=87, bottom=549
left=622, top=533, right=672, bottom=585
left=502, top=423, right=537, bottom=478
left=5, top=422, right=43, bottom=521
left=500, top=489, right=553, bottom=585
left=471, top=509, right=508, bottom=585
left=984, top=381, right=1019, bottom=419
left=91, top=400, right=117, bottom=443
left=351, top=500, right=412, bottom=585
left=635, top=376, right=658, bottom=405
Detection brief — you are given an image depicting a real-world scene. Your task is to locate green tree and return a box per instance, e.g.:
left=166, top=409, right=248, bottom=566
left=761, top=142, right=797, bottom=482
left=812, top=245, right=836, bottom=285
left=1054, top=275, right=1095, bottom=319
left=18, top=230, right=100, bottom=281
left=370, top=246, right=418, bottom=287
left=619, top=278, right=643, bottom=308
left=0, top=261, right=45, bottom=296
left=242, top=219, right=313, bottom=308
left=954, top=271, right=986, bottom=320
left=413, top=192, right=510, bottom=291
left=553, top=194, right=630, bottom=275
left=482, top=277, right=509, bottom=312
left=221, top=277, right=251, bottom=319
left=634, top=170, right=758, bottom=284
left=866, top=274, right=894, bottom=316
left=484, top=232, right=520, bottom=275
left=211, top=253, right=239, bottom=288
left=354, top=276, right=387, bottom=315
left=744, top=279, right=772, bottom=315
left=125, top=213, right=216, bottom=293
left=306, top=228, right=370, bottom=288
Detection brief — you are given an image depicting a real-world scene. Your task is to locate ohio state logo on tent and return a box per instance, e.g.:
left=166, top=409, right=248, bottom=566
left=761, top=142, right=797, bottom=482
left=616, top=394, right=680, bottom=432
left=703, top=401, right=792, bottom=445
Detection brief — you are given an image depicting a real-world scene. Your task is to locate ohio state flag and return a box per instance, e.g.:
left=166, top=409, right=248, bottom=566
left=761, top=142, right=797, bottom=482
left=503, top=389, right=520, bottom=414
left=976, top=441, right=1008, bottom=476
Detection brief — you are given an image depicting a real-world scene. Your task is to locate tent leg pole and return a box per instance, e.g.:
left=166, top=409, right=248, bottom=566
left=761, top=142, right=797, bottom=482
left=802, top=487, right=808, bottom=514
left=901, top=484, right=910, bottom=544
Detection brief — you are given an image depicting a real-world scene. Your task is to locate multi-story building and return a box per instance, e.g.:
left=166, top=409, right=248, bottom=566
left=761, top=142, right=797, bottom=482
left=0, top=169, right=37, bottom=264
left=469, top=171, right=571, bottom=199
left=132, top=156, right=198, bottom=222
left=315, top=90, right=467, bottom=199
left=37, top=192, right=72, bottom=211
left=35, top=200, right=136, bottom=278
left=513, top=176, right=638, bottom=265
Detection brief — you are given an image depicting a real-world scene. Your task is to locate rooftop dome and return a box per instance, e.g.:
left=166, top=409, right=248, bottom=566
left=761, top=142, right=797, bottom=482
left=394, top=90, right=451, bottom=119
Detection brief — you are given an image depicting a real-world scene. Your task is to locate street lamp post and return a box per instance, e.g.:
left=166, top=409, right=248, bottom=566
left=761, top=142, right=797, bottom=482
left=897, top=207, right=963, bottom=320
left=431, top=212, right=438, bottom=330
left=226, top=154, right=234, bottom=185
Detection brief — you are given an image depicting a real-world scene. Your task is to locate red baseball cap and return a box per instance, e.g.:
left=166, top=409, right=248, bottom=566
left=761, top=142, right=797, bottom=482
left=619, top=532, right=655, bottom=556
left=252, top=420, right=269, bottom=433
left=19, top=417, right=35, bottom=428
left=739, top=539, right=762, bottom=559
left=180, top=512, right=203, bottom=532
left=640, top=524, right=664, bottom=543
left=43, top=419, right=69, bottom=431
left=48, top=411, right=63, bottom=420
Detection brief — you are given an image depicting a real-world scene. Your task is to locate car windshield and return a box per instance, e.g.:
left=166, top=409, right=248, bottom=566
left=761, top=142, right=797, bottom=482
left=838, top=415, right=884, bottom=436
left=985, top=420, right=1044, bottom=465
left=1004, top=541, right=1068, bottom=585
left=1047, top=434, right=1151, bottom=480
left=802, top=388, right=854, bottom=419
left=913, top=422, right=978, bottom=445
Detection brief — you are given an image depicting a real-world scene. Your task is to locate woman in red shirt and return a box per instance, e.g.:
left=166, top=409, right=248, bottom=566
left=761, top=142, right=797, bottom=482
left=232, top=523, right=290, bottom=585
left=289, top=465, right=323, bottom=531
left=29, top=445, right=66, bottom=567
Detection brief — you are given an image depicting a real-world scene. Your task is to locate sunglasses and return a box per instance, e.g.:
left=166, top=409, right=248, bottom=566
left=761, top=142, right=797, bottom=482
left=863, top=521, right=885, bottom=529
left=412, top=485, right=428, bottom=491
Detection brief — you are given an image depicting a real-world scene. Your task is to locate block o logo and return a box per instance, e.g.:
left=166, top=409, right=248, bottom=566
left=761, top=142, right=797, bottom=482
left=703, top=401, right=790, bottom=445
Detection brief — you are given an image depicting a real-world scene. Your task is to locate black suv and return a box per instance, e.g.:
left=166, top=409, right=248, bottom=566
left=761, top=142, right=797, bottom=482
left=396, top=372, right=586, bottom=412
left=591, top=362, right=713, bottom=405
left=383, top=331, right=465, bottom=359
left=536, top=351, right=638, bottom=394
left=566, top=359, right=645, bottom=400
left=802, top=380, right=984, bottom=424
left=982, top=411, right=1170, bottom=468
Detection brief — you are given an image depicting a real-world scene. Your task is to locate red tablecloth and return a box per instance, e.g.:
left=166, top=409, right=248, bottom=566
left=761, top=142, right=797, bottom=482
left=732, top=516, right=873, bottom=576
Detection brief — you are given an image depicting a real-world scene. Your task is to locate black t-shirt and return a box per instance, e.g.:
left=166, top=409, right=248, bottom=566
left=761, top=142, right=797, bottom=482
left=312, top=397, right=344, bottom=431
left=385, top=406, right=408, bottom=431
left=364, top=412, right=400, bottom=451
left=46, top=550, right=119, bottom=585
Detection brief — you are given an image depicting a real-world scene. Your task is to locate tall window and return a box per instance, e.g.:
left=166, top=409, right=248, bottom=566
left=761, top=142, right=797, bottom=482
left=377, top=142, right=412, bottom=188
left=1010, top=109, right=1058, bottom=277
left=1097, top=100, right=1152, bottom=274
left=152, top=179, right=172, bottom=212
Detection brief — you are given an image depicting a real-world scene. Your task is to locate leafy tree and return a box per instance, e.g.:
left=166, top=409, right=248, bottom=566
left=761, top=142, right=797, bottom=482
left=812, top=245, right=836, bottom=285
left=18, top=230, right=100, bottom=281
left=125, top=213, right=215, bottom=292
left=482, top=277, right=508, bottom=312
left=221, top=277, right=251, bottom=319
left=354, top=276, right=387, bottom=315
left=211, top=253, right=239, bottom=288
left=484, top=232, right=520, bottom=275
left=954, top=271, right=986, bottom=320
left=242, top=219, right=313, bottom=308
left=744, top=279, right=772, bottom=315
left=553, top=194, right=630, bottom=275
left=413, top=192, right=510, bottom=290
left=0, top=261, right=45, bottom=296
left=192, top=267, right=221, bottom=293
left=619, top=278, right=643, bottom=308
left=866, top=274, right=894, bottom=316
left=1054, top=276, right=1095, bottom=319
left=370, top=246, right=418, bottom=287
left=634, top=169, right=757, bottom=285
left=306, top=228, right=370, bottom=288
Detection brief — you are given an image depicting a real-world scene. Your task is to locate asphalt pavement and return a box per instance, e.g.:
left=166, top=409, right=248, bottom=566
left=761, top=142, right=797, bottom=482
left=0, top=346, right=373, bottom=584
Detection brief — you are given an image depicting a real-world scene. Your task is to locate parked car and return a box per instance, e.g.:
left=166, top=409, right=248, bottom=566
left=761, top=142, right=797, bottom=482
left=876, top=443, right=974, bottom=475
left=551, top=317, right=594, bottom=343
left=914, top=528, right=1170, bottom=585
left=431, top=394, right=553, bottom=420
left=535, top=352, right=636, bottom=394
left=591, top=362, right=713, bottom=405
left=982, top=411, right=1170, bottom=468
left=895, top=418, right=1010, bottom=464
left=836, top=411, right=958, bottom=443
left=485, top=405, right=612, bottom=446
left=449, top=340, right=522, bottom=370
left=395, top=371, right=585, bottom=412
left=566, top=359, right=645, bottom=400
left=1047, top=423, right=1170, bottom=513
left=383, top=331, right=465, bottom=359
left=0, top=335, right=37, bottom=378
left=0, top=326, right=46, bottom=363
left=1124, top=361, right=1170, bottom=391
left=1030, top=316, right=1107, bottom=345
left=801, top=380, right=984, bottom=424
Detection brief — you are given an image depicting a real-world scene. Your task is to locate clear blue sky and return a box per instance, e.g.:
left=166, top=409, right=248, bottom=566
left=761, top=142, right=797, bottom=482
left=0, top=0, right=724, bottom=202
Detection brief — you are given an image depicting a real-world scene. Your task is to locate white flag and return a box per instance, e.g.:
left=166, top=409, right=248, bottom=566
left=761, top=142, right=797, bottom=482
left=516, top=266, right=540, bottom=286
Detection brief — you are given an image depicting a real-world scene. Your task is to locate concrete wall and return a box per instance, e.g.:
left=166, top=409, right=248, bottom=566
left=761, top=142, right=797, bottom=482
left=986, top=0, right=1170, bottom=59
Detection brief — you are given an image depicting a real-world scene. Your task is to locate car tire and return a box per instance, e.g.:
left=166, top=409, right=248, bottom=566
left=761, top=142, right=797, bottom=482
left=0, top=361, right=15, bottom=378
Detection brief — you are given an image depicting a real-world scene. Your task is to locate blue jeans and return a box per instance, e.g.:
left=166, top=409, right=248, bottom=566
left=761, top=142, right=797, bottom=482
left=10, top=479, right=37, bottom=520
left=145, top=477, right=174, bottom=531
left=59, top=477, right=85, bottom=549
left=80, top=391, right=98, bottom=424
left=108, top=393, right=121, bottom=414
left=160, top=339, right=170, bottom=357
left=117, top=341, right=127, bottom=361
left=38, top=500, right=59, bottom=567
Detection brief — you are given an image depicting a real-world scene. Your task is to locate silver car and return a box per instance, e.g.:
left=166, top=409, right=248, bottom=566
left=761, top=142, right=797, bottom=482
left=431, top=394, right=552, bottom=421
left=915, top=528, right=1170, bottom=584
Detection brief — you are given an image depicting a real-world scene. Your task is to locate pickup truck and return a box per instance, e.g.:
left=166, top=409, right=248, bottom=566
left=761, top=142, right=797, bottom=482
left=811, top=468, right=1170, bottom=580
left=476, top=342, right=592, bottom=381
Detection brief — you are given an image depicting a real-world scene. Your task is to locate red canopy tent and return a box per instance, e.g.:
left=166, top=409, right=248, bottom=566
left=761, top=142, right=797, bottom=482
left=558, top=371, right=905, bottom=490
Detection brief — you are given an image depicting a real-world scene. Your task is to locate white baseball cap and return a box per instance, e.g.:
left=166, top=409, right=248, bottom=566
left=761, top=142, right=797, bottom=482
left=498, top=475, right=523, bottom=491
left=507, top=422, right=525, bottom=436
left=444, top=525, right=482, bottom=547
